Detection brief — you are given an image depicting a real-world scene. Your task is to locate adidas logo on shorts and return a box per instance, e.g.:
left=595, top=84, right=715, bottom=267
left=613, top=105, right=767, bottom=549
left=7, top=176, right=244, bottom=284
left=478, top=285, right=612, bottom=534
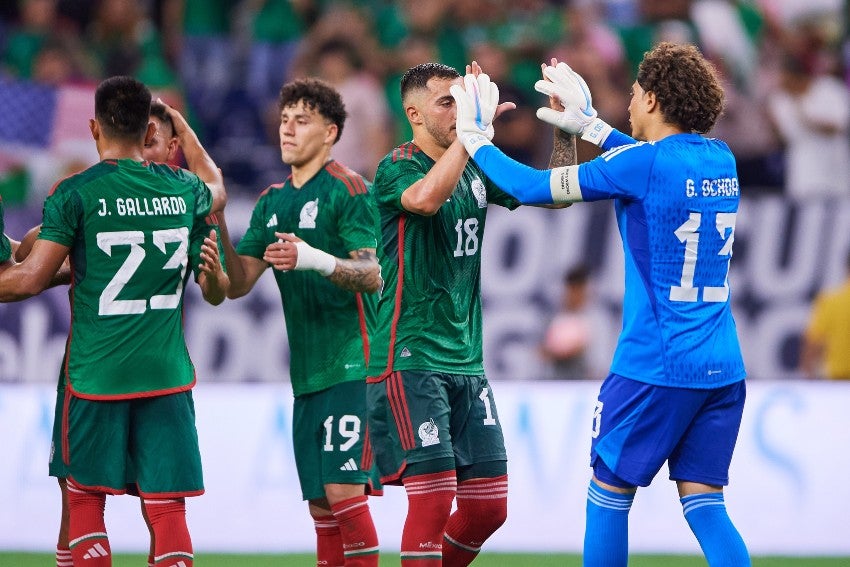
left=340, top=458, right=359, bottom=471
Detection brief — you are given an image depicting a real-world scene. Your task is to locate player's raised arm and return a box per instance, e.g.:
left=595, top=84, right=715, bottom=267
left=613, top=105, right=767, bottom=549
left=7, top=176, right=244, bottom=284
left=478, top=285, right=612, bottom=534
left=160, top=99, right=226, bottom=213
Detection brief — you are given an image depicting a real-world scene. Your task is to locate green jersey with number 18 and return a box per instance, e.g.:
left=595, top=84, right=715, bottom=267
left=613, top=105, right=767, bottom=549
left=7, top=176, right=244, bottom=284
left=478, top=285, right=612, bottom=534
left=237, top=161, right=379, bottom=397
left=0, top=195, right=10, bottom=263
left=39, top=159, right=214, bottom=399
left=367, top=142, right=520, bottom=377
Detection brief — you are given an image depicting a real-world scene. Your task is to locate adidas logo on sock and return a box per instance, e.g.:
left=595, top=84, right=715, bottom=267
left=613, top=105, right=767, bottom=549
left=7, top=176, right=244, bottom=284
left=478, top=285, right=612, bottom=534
left=83, top=543, right=110, bottom=559
left=266, top=213, right=278, bottom=228
left=340, top=458, right=359, bottom=471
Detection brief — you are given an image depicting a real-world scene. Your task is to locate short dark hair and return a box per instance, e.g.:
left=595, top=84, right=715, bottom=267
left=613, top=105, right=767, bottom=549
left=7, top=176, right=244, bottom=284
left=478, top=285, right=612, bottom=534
left=636, top=42, right=724, bottom=134
left=95, top=76, right=151, bottom=140
left=565, top=265, right=590, bottom=286
left=278, top=78, right=347, bottom=143
left=400, top=62, right=459, bottom=103
left=148, top=101, right=175, bottom=138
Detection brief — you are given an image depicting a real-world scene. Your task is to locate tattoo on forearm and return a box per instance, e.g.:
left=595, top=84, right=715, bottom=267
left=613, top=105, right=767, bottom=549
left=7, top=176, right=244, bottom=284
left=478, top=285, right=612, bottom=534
left=328, top=249, right=382, bottom=293
left=550, top=129, right=577, bottom=168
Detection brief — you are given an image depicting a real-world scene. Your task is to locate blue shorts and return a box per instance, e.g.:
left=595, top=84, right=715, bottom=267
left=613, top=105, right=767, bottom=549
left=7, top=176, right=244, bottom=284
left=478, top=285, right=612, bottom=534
left=590, top=373, right=746, bottom=488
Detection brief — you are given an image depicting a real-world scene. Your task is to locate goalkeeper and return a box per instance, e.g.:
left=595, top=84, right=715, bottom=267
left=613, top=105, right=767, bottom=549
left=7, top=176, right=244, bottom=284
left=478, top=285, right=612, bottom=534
left=452, top=43, right=750, bottom=567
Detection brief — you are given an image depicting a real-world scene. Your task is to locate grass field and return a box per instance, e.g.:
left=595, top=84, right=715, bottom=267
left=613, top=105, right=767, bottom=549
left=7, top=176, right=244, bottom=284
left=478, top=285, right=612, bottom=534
left=2, top=553, right=848, bottom=566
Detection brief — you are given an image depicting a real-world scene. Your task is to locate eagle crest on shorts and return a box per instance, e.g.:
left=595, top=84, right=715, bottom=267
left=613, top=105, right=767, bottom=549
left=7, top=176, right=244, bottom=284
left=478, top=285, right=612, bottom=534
left=418, top=418, right=440, bottom=447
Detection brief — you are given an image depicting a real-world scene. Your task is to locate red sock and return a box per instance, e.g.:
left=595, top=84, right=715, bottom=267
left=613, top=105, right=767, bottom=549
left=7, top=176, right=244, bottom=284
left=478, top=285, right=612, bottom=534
left=312, top=512, right=344, bottom=567
left=331, top=495, right=379, bottom=566
left=67, top=481, right=111, bottom=567
left=56, top=547, right=72, bottom=567
left=400, top=471, right=457, bottom=567
left=142, top=498, right=193, bottom=567
left=442, top=475, right=509, bottom=567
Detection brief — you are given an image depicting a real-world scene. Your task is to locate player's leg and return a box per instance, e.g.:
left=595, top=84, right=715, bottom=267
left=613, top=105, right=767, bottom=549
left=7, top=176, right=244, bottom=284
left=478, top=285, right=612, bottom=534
left=308, top=499, right=344, bottom=567
left=584, top=374, right=709, bottom=567
left=441, top=375, right=508, bottom=567
left=299, top=381, right=380, bottom=566
left=133, top=392, right=204, bottom=567
left=137, top=488, right=155, bottom=567
left=50, top=376, right=72, bottom=567
left=56, top=478, right=72, bottom=567
left=326, top=484, right=379, bottom=567
left=367, top=370, right=457, bottom=567
left=670, top=381, right=749, bottom=567
left=65, top=396, right=131, bottom=567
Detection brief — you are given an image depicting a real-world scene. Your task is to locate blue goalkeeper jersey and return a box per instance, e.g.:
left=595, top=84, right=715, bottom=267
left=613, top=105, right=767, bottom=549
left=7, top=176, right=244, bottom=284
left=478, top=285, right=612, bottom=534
left=474, top=132, right=746, bottom=388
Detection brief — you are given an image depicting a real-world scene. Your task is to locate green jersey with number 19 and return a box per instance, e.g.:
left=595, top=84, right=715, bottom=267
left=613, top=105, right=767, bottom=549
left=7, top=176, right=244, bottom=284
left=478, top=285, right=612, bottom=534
left=38, top=159, right=214, bottom=399
left=367, top=142, right=520, bottom=377
left=237, top=161, right=379, bottom=397
left=0, top=196, right=10, bottom=263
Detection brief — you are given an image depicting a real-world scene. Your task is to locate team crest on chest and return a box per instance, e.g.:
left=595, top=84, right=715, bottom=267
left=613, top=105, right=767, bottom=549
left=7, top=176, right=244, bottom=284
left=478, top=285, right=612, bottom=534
left=299, top=199, right=319, bottom=228
left=471, top=178, right=487, bottom=208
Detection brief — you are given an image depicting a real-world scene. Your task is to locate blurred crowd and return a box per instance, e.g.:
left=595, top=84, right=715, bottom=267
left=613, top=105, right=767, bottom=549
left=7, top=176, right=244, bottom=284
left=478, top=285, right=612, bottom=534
left=1, top=0, right=849, bottom=201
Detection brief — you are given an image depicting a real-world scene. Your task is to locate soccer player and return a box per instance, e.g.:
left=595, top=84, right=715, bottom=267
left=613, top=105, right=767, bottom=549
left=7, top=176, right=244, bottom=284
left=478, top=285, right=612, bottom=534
left=0, top=76, right=228, bottom=567
left=35, top=97, right=224, bottom=567
left=364, top=62, right=563, bottom=567
left=218, top=77, right=382, bottom=567
left=451, top=42, right=750, bottom=566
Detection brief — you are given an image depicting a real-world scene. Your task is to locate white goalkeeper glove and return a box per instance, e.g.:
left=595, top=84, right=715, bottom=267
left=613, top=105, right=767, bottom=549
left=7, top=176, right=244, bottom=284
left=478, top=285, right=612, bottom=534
left=450, top=73, right=499, bottom=157
left=534, top=62, right=612, bottom=146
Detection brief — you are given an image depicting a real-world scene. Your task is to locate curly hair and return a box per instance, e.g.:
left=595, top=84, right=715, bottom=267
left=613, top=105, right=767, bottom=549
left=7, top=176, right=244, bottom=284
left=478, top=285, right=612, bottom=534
left=278, top=78, right=347, bottom=143
left=636, top=42, right=724, bottom=134
left=400, top=62, right=460, bottom=102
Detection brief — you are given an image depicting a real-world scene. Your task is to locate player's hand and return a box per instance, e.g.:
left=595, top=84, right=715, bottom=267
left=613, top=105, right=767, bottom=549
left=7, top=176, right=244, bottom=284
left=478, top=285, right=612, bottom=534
left=264, top=232, right=300, bottom=271
left=265, top=232, right=336, bottom=276
left=198, top=230, right=224, bottom=276
left=534, top=61, right=598, bottom=134
left=451, top=73, right=500, bottom=157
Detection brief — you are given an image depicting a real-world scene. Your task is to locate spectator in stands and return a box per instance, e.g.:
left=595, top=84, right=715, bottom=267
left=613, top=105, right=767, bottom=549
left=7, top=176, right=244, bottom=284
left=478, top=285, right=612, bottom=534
left=540, top=266, right=594, bottom=380
left=767, top=50, right=850, bottom=199
left=312, top=38, right=392, bottom=180
left=800, top=251, right=850, bottom=380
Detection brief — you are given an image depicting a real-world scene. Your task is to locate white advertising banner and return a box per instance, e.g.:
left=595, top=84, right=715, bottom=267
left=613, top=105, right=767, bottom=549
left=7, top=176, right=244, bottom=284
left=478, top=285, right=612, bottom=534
left=1, top=381, right=848, bottom=556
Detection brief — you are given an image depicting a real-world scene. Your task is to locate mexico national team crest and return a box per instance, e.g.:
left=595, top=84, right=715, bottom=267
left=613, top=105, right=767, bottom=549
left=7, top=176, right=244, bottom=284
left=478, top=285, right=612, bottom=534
left=299, top=199, right=319, bottom=228
left=471, top=178, right=487, bottom=208
left=418, top=419, right=440, bottom=447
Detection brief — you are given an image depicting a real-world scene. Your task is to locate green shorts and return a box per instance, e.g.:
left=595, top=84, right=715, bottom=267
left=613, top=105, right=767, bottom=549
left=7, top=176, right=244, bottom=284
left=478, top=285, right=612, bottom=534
left=49, top=371, right=70, bottom=479
left=293, top=380, right=382, bottom=501
left=65, top=390, right=203, bottom=497
left=366, top=370, right=507, bottom=484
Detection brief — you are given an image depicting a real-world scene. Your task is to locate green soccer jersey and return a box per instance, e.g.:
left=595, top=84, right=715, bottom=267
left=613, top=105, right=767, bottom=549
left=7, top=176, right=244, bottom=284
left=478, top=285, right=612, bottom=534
left=237, top=161, right=379, bottom=397
left=367, top=142, right=520, bottom=376
left=38, top=159, right=214, bottom=399
left=0, top=196, right=10, bottom=263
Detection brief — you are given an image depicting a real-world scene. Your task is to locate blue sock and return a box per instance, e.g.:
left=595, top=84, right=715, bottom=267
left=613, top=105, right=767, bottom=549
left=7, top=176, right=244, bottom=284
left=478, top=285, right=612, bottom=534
left=583, top=480, right=634, bottom=567
left=681, top=492, right=750, bottom=567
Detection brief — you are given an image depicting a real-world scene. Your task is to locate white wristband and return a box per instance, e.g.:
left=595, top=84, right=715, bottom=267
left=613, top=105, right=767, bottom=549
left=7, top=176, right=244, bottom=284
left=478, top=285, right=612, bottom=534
left=580, top=117, right=613, bottom=147
left=294, top=241, right=336, bottom=276
left=459, top=132, right=493, bottom=158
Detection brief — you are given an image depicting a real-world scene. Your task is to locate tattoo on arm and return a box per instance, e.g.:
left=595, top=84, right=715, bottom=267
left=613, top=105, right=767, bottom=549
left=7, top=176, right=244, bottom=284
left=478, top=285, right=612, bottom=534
left=328, top=248, right=381, bottom=293
left=549, top=129, right=577, bottom=168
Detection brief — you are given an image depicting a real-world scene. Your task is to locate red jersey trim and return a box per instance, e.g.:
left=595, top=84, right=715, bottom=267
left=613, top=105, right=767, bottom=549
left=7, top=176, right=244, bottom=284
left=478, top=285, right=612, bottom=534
left=355, top=293, right=370, bottom=366
left=383, top=215, right=406, bottom=374
left=387, top=371, right=417, bottom=450
left=391, top=142, right=420, bottom=163
left=326, top=161, right=367, bottom=196
left=67, top=379, right=196, bottom=401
